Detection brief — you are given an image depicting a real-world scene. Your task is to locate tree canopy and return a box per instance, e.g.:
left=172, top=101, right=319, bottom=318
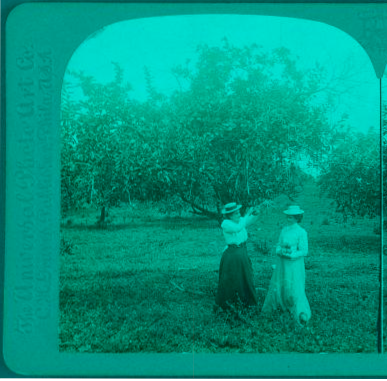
left=61, top=40, right=379, bottom=222
left=319, top=126, right=380, bottom=220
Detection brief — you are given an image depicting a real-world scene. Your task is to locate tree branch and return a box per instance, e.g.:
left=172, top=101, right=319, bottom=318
left=177, top=191, right=219, bottom=220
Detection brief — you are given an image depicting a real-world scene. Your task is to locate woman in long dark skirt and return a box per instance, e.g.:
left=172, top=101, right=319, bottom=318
left=215, top=202, right=260, bottom=311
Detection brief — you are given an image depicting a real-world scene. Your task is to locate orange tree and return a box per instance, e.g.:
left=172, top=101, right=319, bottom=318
left=61, top=41, right=346, bottom=221
left=318, top=126, right=380, bottom=221
left=61, top=65, right=166, bottom=221
left=154, top=41, right=339, bottom=219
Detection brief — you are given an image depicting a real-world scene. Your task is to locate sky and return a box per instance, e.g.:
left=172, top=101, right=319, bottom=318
left=65, top=15, right=380, bottom=133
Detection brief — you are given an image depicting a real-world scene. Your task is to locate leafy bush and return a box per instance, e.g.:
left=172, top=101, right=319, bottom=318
left=373, top=223, right=381, bottom=235
left=319, top=127, right=380, bottom=219
left=60, top=237, right=75, bottom=256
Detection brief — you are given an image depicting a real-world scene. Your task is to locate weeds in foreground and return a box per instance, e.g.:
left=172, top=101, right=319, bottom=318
left=59, top=194, right=379, bottom=353
left=59, top=216, right=379, bottom=353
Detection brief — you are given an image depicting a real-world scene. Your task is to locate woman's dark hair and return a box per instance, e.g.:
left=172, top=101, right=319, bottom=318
left=223, top=212, right=233, bottom=220
left=294, top=214, right=303, bottom=223
left=223, top=209, right=241, bottom=221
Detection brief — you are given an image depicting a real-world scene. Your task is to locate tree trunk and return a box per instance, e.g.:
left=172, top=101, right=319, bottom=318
left=98, top=206, right=108, bottom=227
left=90, top=176, right=95, bottom=206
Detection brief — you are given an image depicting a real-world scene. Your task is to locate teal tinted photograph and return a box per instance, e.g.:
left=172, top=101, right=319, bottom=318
left=59, top=15, right=380, bottom=353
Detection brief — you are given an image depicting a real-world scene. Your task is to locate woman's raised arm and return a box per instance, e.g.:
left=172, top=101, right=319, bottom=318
left=244, top=206, right=260, bottom=227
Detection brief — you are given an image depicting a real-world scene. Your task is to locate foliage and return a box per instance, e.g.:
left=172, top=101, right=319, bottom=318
left=61, top=65, right=167, bottom=218
left=319, top=127, right=380, bottom=219
left=157, top=42, right=336, bottom=218
left=61, top=40, right=351, bottom=220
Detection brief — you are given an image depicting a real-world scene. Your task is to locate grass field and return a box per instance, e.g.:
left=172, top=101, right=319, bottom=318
left=59, top=183, right=380, bottom=353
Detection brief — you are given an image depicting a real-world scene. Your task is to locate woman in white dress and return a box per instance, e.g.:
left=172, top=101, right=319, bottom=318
left=261, top=205, right=311, bottom=325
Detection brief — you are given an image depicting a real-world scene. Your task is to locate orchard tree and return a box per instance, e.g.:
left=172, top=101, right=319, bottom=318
left=61, top=65, right=140, bottom=223
left=319, top=126, right=380, bottom=221
left=154, top=41, right=339, bottom=219
left=61, top=64, right=174, bottom=222
left=61, top=40, right=356, bottom=223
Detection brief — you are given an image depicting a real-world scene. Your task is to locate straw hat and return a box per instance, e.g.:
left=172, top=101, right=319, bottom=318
left=221, top=202, right=242, bottom=215
left=283, top=205, right=304, bottom=215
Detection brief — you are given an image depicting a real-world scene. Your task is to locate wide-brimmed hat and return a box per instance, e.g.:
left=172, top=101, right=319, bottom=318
left=283, top=205, right=304, bottom=215
left=221, top=202, right=242, bottom=215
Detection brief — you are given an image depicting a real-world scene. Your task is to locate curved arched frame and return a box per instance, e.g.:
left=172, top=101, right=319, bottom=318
left=4, top=3, right=387, bottom=377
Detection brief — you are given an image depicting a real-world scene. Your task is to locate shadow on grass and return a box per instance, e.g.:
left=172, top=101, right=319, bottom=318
left=312, top=234, right=380, bottom=252
left=61, top=215, right=220, bottom=232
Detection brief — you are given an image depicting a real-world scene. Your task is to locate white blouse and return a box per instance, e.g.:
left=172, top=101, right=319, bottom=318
left=221, top=215, right=257, bottom=245
left=275, top=224, right=308, bottom=257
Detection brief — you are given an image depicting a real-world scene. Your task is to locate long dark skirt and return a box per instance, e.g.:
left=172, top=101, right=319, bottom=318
left=215, top=245, right=257, bottom=310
